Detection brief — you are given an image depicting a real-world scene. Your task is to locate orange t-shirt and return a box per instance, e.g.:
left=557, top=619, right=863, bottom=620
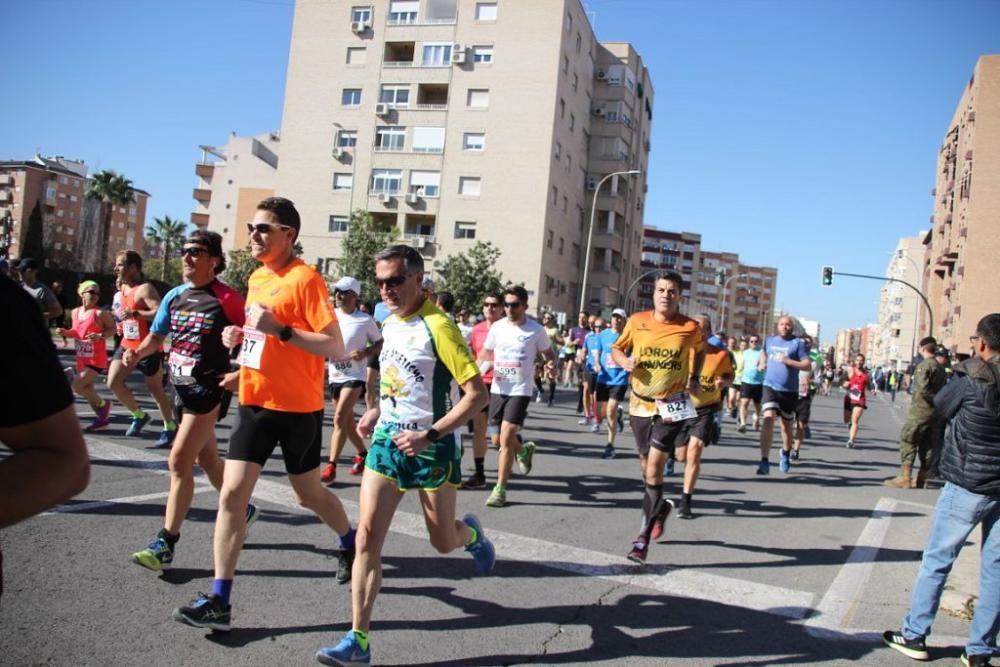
left=239, top=259, right=336, bottom=413
left=691, top=344, right=734, bottom=408
left=612, top=311, right=705, bottom=417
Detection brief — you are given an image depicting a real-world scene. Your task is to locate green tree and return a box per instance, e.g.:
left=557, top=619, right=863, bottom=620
left=144, top=256, right=183, bottom=286
left=86, top=170, right=135, bottom=271
left=334, top=209, right=399, bottom=306
left=21, top=200, right=45, bottom=262
left=220, top=242, right=304, bottom=296
left=144, top=215, right=188, bottom=282
left=433, top=241, right=507, bottom=312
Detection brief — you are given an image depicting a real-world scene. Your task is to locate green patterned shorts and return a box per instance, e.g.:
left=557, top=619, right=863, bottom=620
left=367, top=430, right=462, bottom=491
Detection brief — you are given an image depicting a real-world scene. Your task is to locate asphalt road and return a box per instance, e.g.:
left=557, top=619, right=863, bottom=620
left=0, top=371, right=980, bottom=666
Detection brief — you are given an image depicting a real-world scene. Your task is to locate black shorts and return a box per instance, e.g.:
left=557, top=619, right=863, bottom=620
left=584, top=370, right=598, bottom=387
left=740, top=383, right=763, bottom=402
left=227, top=406, right=324, bottom=474
left=489, top=393, right=530, bottom=427
left=843, top=395, right=868, bottom=411
left=481, top=382, right=492, bottom=414
left=676, top=406, right=719, bottom=447
left=596, top=383, right=627, bottom=402
left=331, top=380, right=365, bottom=402
left=113, top=346, right=162, bottom=377
left=561, top=352, right=575, bottom=362
left=367, top=354, right=380, bottom=372
left=795, top=396, right=812, bottom=422
left=762, top=386, right=797, bottom=421
left=175, top=382, right=227, bottom=416
left=630, top=415, right=685, bottom=458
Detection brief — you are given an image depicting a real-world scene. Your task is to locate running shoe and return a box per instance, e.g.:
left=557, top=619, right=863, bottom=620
left=649, top=499, right=674, bottom=541
left=601, top=444, right=616, bottom=459
left=516, top=441, right=536, bottom=475
left=961, top=650, right=993, bottom=667
left=458, top=474, right=486, bottom=490
left=535, top=393, right=543, bottom=403
left=677, top=497, right=694, bottom=520
left=485, top=487, right=506, bottom=508
left=463, top=514, right=496, bottom=575
left=349, top=455, right=365, bottom=476
left=590, top=422, right=600, bottom=433
left=730, top=407, right=738, bottom=420
left=665, top=458, right=675, bottom=477
left=173, top=593, right=231, bottom=631
left=790, top=449, right=800, bottom=461
left=154, top=428, right=176, bottom=449
left=846, top=440, right=855, bottom=449
left=756, top=460, right=770, bottom=475
left=131, top=537, right=174, bottom=571
left=627, top=539, right=648, bottom=565
left=320, top=462, right=337, bottom=485
left=779, top=451, right=791, bottom=474
left=737, top=422, right=747, bottom=434
left=245, top=503, right=260, bottom=533
left=126, top=412, right=151, bottom=437
left=577, top=417, right=590, bottom=425
left=616, top=406, right=624, bottom=433
left=881, top=630, right=928, bottom=661
left=335, top=547, right=355, bottom=585
left=316, top=630, right=371, bottom=666
left=84, top=413, right=112, bottom=433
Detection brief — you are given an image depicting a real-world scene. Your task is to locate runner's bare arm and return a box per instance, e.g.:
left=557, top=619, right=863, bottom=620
left=610, top=347, right=633, bottom=372
left=245, top=304, right=346, bottom=359
left=97, top=310, right=116, bottom=338
left=124, top=332, right=166, bottom=366
left=393, top=375, right=488, bottom=457
left=130, top=283, right=161, bottom=320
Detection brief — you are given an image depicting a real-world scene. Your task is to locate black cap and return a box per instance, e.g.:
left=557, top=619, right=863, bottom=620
left=17, top=257, right=39, bottom=271
left=919, top=336, right=937, bottom=349
left=934, top=345, right=949, bottom=357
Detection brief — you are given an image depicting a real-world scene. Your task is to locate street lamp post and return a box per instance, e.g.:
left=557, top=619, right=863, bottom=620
left=894, top=249, right=923, bottom=364
left=719, top=272, right=748, bottom=335
left=579, top=169, right=641, bottom=314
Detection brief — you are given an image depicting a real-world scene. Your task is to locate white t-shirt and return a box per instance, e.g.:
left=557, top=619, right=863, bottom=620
left=328, top=307, right=382, bottom=384
left=483, top=317, right=550, bottom=397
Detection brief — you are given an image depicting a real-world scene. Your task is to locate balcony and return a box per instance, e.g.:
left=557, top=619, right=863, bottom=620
left=193, top=188, right=211, bottom=203
left=195, top=163, right=214, bottom=178
left=191, top=213, right=209, bottom=227
left=384, top=42, right=415, bottom=67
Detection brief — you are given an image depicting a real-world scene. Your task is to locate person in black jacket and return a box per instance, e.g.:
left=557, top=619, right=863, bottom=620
left=882, top=313, right=1000, bottom=667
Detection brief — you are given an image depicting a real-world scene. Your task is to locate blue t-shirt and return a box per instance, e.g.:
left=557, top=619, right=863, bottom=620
left=741, top=348, right=765, bottom=384
left=583, top=332, right=601, bottom=371
left=763, top=335, right=809, bottom=393
left=596, top=329, right=629, bottom=386
left=372, top=301, right=391, bottom=325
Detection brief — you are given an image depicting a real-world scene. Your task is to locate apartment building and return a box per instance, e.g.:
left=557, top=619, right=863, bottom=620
left=835, top=328, right=862, bottom=368
left=874, top=233, right=927, bottom=369
left=923, top=54, right=1000, bottom=352
left=263, top=0, right=653, bottom=316
left=637, top=226, right=777, bottom=338
left=0, top=155, right=149, bottom=271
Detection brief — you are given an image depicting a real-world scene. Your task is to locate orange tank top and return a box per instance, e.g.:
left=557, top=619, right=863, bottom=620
left=72, top=306, right=109, bottom=370
left=119, top=283, right=150, bottom=350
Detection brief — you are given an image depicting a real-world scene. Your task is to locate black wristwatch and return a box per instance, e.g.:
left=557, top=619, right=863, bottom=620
left=278, top=325, right=293, bottom=342
left=425, top=428, right=441, bottom=443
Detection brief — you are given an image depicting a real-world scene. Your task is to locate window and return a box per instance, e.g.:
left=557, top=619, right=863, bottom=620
left=351, top=6, right=372, bottom=22
left=59, top=176, right=68, bottom=184
left=547, top=230, right=553, bottom=248
left=562, top=54, right=569, bottom=74
left=371, top=169, right=403, bottom=194
left=409, top=170, right=441, bottom=197
left=459, top=177, right=481, bottom=196
left=388, top=0, right=418, bottom=24
left=466, top=88, right=489, bottom=108
left=562, top=195, right=568, bottom=212
left=329, top=215, right=349, bottom=233
left=411, top=126, right=445, bottom=153
left=475, top=2, right=497, bottom=21
left=565, top=12, right=572, bottom=32
left=379, top=84, right=410, bottom=107
left=463, top=132, right=485, bottom=151
left=333, top=173, right=353, bottom=191
left=337, top=130, right=358, bottom=147
left=472, top=45, right=493, bottom=63
left=559, top=98, right=565, bottom=118
left=57, top=209, right=64, bottom=217
left=375, top=126, right=405, bottom=151
left=569, top=113, right=575, bottom=132
left=342, top=88, right=362, bottom=106
left=558, top=237, right=564, bottom=255
left=455, top=221, right=476, bottom=239
left=554, top=142, right=561, bottom=159
left=572, top=73, right=578, bottom=91
left=550, top=185, right=557, bottom=206
left=421, top=42, right=452, bottom=66
left=346, top=47, right=366, bottom=65
left=576, top=33, right=582, bottom=53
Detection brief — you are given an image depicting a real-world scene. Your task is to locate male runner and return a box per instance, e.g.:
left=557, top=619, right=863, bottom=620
left=173, top=197, right=355, bottom=631
left=570, top=312, right=590, bottom=417
left=792, top=334, right=817, bottom=460
left=594, top=308, right=629, bottom=459
left=459, top=292, right=503, bottom=490
left=583, top=316, right=604, bottom=430
left=756, top=316, right=811, bottom=475
left=727, top=336, right=745, bottom=418
left=127, top=231, right=258, bottom=570
left=321, top=276, right=382, bottom=484
left=611, top=271, right=705, bottom=564
left=479, top=285, right=555, bottom=508
left=108, top=250, right=177, bottom=447
left=316, top=244, right=494, bottom=666
left=739, top=334, right=765, bottom=432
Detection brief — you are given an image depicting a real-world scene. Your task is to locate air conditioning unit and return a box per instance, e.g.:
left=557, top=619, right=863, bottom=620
left=595, top=68, right=607, bottom=80
left=351, top=20, right=370, bottom=33
left=332, top=147, right=344, bottom=158
left=451, top=51, right=466, bottom=64
left=378, top=193, right=392, bottom=203
left=585, top=179, right=598, bottom=191
left=410, top=236, right=427, bottom=249
left=453, top=43, right=464, bottom=53
left=405, top=192, right=419, bottom=204
left=591, top=105, right=605, bottom=117
left=375, top=102, right=390, bottom=116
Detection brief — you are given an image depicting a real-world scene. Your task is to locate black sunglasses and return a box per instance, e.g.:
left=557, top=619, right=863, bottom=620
left=181, top=247, right=207, bottom=258
left=246, top=222, right=292, bottom=235
left=503, top=301, right=522, bottom=309
left=375, top=273, right=409, bottom=289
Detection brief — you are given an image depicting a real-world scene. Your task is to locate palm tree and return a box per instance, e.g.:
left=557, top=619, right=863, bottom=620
left=145, top=215, right=188, bottom=281
left=86, top=170, right=135, bottom=271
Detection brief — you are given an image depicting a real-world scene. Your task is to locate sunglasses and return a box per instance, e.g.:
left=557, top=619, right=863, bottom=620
left=374, top=273, right=409, bottom=289
left=503, top=301, right=522, bottom=309
left=483, top=302, right=500, bottom=308
left=246, top=222, right=292, bottom=235
left=181, top=247, right=207, bottom=258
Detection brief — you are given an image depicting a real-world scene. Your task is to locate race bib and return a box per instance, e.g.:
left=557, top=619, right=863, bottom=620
left=76, top=340, right=95, bottom=359
left=331, top=359, right=353, bottom=372
left=122, top=319, right=141, bottom=340
left=849, top=388, right=862, bottom=401
left=240, top=327, right=266, bottom=370
left=168, top=351, right=197, bottom=384
left=655, top=392, right=697, bottom=423
left=494, top=360, right=522, bottom=379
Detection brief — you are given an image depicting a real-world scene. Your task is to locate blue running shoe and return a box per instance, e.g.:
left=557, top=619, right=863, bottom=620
left=756, top=460, right=770, bottom=475
left=245, top=503, right=260, bottom=533
left=665, top=457, right=675, bottom=477
left=126, top=412, right=151, bottom=437
left=463, top=514, right=495, bottom=575
left=154, top=428, right=176, bottom=449
left=779, top=451, right=791, bottom=473
left=316, top=631, right=371, bottom=666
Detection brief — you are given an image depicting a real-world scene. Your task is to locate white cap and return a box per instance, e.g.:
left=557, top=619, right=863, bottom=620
left=333, top=276, right=361, bottom=295
left=611, top=307, right=628, bottom=318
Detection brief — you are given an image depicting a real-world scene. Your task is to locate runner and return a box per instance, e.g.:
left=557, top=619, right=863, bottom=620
left=126, top=231, right=258, bottom=571
left=173, top=197, right=355, bottom=632
left=821, top=360, right=836, bottom=396
left=594, top=308, right=630, bottom=459
left=316, top=244, right=494, bottom=666
left=793, top=335, right=818, bottom=460
left=459, top=292, right=503, bottom=490
left=610, top=271, right=705, bottom=564
left=756, top=316, right=811, bottom=475
left=560, top=328, right=579, bottom=388
left=842, top=352, right=869, bottom=448
left=107, top=250, right=177, bottom=447
left=739, top=335, right=764, bottom=432
left=539, top=311, right=561, bottom=406
left=583, top=317, right=604, bottom=431
left=479, top=286, right=555, bottom=508
left=569, top=312, right=590, bottom=418
left=726, top=336, right=744, bottom=419
left=321, top=276, right=382, bottom=485
left=670, top=314, right=732, bottom=520
left=59, top=281, right=115, bottom=432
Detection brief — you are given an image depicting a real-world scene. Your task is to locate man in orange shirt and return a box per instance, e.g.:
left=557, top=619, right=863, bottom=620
left=172, top=197, right=352, bottom=632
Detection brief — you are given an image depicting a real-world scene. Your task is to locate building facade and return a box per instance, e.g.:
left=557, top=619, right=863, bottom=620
left=923, top=54, right=1000, bottom=353
left=874, top=233, right=927, bottom=369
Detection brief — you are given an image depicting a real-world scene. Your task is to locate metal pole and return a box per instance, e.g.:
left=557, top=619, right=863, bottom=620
left=832, top=270, right=934, bottom=337
left=579, top=169, right=640, bottom=315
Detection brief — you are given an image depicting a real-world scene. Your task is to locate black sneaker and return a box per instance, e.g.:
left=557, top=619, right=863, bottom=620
left=173, top=593, right=231, bottom=631
left=962, top=651, right=993, bottom=667
left=677, top=498, right=694, bottom=520
left=881, top=630, right=928, bottom=661
left=459, top=474, right=486, bottom=490
left=335, top=547, right=355, bottom=585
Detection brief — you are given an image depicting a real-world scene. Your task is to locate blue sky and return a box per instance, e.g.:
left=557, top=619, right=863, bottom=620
left=3, top=0, right=999, bottom=343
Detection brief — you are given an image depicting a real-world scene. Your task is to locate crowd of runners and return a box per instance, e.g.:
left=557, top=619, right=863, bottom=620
left=5, top=194, right=997, bottom=667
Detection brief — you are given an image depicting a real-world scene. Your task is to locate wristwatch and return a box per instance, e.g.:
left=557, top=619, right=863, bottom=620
left=278, top=325, right=293, bottom=342
left=425, top=428, right=441, bottom=443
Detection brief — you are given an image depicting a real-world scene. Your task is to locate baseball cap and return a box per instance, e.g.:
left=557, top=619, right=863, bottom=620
left=611, top=308, right=627, bottom=318
left=934, top=345, right=949, bottom=357
left=333, top=276, right=361, bottom=295
left=17, top=257, right=39, bottom=271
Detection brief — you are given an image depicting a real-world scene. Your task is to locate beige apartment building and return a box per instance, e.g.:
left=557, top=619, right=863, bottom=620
left=874, top=233, right=927, bottom=369
left=259, top=0, right=653, bottom=316
left=923, top=54, right=1000, bottom=353
left=638, top=226, right=778, bottom=338
left=0, top=155, right=149, bottom=271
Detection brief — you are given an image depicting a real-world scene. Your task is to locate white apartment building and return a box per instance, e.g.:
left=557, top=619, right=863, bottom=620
left=875, top=233, right=927, bottom=369
left=267, top=0, right=653, bottom=315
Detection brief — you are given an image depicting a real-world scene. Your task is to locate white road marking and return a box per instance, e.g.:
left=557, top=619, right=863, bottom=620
left=46, top=487, right=213, bottom=515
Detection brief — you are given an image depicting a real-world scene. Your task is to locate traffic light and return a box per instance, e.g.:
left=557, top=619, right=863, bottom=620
left=821, top=266, right=834, bottom=287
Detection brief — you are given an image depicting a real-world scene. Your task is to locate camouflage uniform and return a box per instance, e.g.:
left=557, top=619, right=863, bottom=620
left=898, top=357, right=947, bottom=475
